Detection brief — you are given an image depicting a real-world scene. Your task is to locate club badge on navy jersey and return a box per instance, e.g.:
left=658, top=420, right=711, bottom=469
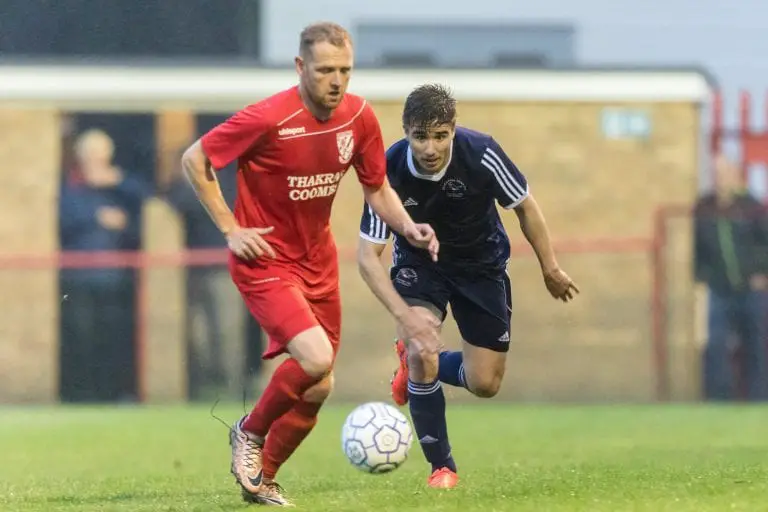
left=442, top=178, right=467, bottom=199
left=337, top=130, right=354, bottom=164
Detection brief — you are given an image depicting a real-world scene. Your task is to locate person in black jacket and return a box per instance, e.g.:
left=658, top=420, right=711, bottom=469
left=59, top=129, right=152, bottom=402
left=694, top=155, right=768, bottom=401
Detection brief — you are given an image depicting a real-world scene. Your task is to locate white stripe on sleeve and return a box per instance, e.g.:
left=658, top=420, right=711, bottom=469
left=480, top=148, right=528, bottom=206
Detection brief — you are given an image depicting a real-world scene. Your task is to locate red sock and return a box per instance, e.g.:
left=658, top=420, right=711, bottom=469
left=262, top=400, right=322, bottom=480
left=242, top=358, right=320, bottom=437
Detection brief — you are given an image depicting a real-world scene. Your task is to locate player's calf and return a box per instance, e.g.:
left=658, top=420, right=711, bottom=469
left=302, top=371, right=335, bottom=403
left=237, top=325, right=334, bottom=493
left=392, top=304, right=443, bottom=404
left=261, top=373, right=334, bottom=489
left=404, top=336, right=457, bottom=477
left=243, top=326, right=334, bottom=437
left=245, top=377, right=334, bottom=506
left=407, top=339, right=440, bottom=383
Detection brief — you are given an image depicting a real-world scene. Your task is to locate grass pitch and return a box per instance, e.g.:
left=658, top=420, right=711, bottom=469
left=1, top=403, right=768, bottom=511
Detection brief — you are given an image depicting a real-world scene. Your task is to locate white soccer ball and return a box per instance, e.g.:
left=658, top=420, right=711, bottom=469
left=341, top=401, right=414, bottom=474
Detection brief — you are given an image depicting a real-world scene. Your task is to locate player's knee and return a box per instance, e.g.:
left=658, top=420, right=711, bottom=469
left=299, top=352, right=334, bottom=378
left=471, top=374, right=502, bottom=398
left=289, top=327, right=335, bottom=377
left=303, top=373, right=334, bottom=403
left=297, top=342, right=334, bottom=377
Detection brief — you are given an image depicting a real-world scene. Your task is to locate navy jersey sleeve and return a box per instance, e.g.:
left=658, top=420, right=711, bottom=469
left=479, top=138, right=529, bottom=209
left=359, top=201, right=391, bottom=244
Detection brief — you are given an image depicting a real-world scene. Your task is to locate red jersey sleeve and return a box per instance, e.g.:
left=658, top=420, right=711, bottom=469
left=352, top=103, right=387, bottom=189
left=200, top=102, right=272, bottom=170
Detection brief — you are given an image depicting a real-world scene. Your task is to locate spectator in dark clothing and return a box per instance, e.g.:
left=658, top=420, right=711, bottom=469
left=58, top=129, right=152, bottom=403
left=694, top=155, right=768, bottom=401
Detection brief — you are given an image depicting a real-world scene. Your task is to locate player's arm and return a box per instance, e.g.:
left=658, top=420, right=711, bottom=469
left=357, top=238, right=413, bottom=320
left=181, top=140, right=239, bottom=236
left=357, top=204, right=440, bottom=348
left=514, top=194, right=579, bottom=301
left=353, top=104, right=439, bottom=260
left=357, top=202, right=409, bottom=316
left=181, top=105, right=275, bottom=259
left=482, top=137, right=578, bottom=300
left=513, top=194, right=558, bottom=274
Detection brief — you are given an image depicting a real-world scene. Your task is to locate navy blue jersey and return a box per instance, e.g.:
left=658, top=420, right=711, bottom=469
left=359, top=126, right=528, bottom=275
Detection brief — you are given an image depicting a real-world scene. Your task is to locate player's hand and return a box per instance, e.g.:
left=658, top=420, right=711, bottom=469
left=96, top=206, right=128, bottom=231
left=398, top=307, right=441, bottom=354
left=750, top=274, right=768, bottom=291
left=226, top=226, right=276, bottom=260
left=403, top=223, right=440, bottom=262
left=543, top=267, right=579, bottom=302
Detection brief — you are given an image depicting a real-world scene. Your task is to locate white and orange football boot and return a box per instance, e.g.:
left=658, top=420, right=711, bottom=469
left=428, top=467, right=459, bottom=489
left=390, top=339, right=409, bottom=406
left=229, top=416, right=265, bottom=496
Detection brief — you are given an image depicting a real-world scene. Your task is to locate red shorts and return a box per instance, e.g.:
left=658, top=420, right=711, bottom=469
left=236, top=273, right=341, bottom=361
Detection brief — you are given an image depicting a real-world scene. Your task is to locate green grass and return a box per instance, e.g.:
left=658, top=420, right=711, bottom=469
left=1, top=403, right=768, bottom=511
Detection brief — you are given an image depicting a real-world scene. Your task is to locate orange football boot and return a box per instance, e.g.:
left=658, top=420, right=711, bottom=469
left=390, top=339, right=409, bottom=406
left=428, top=467, right=459, bottom=489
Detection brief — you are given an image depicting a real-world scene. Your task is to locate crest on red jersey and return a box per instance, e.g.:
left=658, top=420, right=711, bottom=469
left=336, top=130, right=354, bottom=164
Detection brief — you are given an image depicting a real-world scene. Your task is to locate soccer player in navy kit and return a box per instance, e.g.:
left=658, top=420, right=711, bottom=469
left=357, top=84, right=579, bottom=489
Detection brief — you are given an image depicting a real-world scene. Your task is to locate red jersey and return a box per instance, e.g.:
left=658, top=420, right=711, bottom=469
left=201, top=86, right=386, bottom=296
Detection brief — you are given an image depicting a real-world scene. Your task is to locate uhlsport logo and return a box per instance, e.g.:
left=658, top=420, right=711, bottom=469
left=287, top=172, right=345, bottom=201
left=278, top=126, right=306, bottom=137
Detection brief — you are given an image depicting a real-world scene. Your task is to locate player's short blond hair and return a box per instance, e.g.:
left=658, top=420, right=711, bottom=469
left=299, top=22, right=352, bottom=59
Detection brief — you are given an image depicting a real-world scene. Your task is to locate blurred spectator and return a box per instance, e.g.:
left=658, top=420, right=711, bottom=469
left=163, top=149, right=257, bottom=400
left=58, top=129, right=152, bottom=403
left=694, top=155, right=768, bottom=401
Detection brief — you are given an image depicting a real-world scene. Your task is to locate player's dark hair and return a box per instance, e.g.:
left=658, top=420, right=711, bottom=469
left=299, top=22, right=352, bottom=59
left=402, top=84, right=457, bottom=131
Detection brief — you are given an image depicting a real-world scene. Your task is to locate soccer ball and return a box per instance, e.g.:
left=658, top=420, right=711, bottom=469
left=341, top=401, right=413, bottom=474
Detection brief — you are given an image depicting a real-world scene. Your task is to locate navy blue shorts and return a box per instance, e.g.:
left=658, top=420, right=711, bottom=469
left=390, top=262, right=512, bottom=353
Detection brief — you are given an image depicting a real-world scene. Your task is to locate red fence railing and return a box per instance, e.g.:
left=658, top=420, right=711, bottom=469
left=0, top=234, right=661, bottom=402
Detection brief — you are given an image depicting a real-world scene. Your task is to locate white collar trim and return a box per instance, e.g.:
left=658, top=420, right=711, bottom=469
left=406, top=142, right=453, bottom=181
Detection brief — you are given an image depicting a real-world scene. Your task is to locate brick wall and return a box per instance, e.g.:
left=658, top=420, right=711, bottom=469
left=0, top=108, right=61, bottom=403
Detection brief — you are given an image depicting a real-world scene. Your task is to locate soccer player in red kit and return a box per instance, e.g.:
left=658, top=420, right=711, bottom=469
left=181, top=22, right=441, bottom=506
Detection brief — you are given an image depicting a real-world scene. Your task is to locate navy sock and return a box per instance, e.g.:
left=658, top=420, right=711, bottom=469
left=407, top=379, right=457, bottom=473
left=438, top=351, right=467, bottom=389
